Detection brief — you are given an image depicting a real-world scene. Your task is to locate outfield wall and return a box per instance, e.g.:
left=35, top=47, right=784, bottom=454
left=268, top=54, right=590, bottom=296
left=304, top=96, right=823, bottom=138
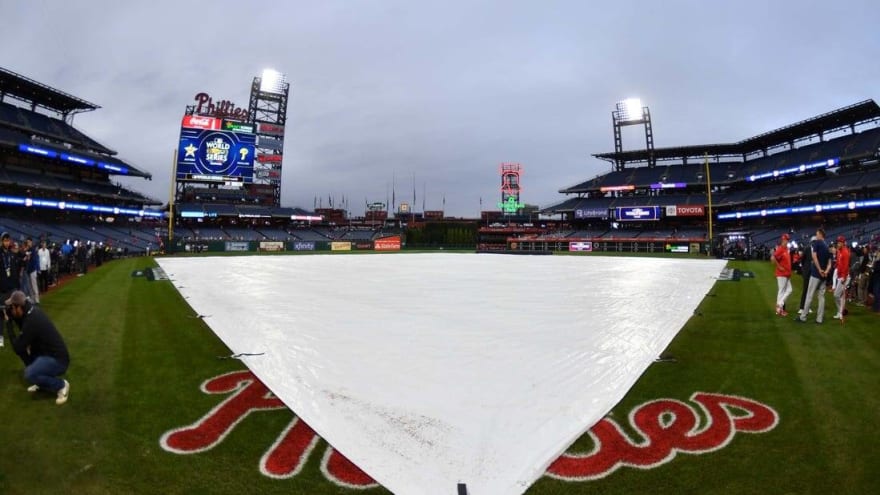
left=168, top=235, right=403, bottom=254
left=508, top=237, right=709, bottom=254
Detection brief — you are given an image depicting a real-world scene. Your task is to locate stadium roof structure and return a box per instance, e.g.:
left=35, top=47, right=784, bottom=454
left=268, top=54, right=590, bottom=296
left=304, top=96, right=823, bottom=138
left=0, top=66, right=100, bottom=115
left=594, top=99, right=880, bottom=165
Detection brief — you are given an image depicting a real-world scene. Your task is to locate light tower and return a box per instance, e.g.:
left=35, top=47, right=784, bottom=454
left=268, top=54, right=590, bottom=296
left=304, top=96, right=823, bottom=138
left=611, top=98, right=655, bottom=171
left=248, top=69, right=290, bottom=206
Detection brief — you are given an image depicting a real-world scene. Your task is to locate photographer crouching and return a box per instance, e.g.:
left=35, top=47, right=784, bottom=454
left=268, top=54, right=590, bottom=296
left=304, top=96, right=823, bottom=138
left=3, top=290, right=70, bottom=405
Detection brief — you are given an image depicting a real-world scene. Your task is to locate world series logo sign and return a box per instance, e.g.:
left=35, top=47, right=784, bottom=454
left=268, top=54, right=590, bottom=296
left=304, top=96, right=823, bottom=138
left=177, top=127, right=256, bottom=181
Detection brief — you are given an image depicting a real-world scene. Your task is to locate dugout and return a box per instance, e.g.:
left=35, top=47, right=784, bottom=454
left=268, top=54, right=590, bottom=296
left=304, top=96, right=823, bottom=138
left=713, top=231, right=755, bottom=260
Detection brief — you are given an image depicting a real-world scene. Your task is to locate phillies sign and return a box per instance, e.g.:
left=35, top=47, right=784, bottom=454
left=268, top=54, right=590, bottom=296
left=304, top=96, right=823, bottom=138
left=160, top=371, right=778, bottom=488
left=194, top=92, right=251, bottom=121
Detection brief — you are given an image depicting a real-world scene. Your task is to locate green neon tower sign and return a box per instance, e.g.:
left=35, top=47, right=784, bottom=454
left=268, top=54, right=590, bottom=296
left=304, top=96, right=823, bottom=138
left=498, top=196, right=525, bottom=213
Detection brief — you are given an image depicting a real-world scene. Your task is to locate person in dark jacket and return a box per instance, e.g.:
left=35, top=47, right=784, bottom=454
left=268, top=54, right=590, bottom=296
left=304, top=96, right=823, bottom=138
left=4, top=290, right=70, bottom=405
left=0, top=232, right=18, bottom=349
left=797, top=236, right=815, bottom=316
left=0, top=232, right=18, bottom=295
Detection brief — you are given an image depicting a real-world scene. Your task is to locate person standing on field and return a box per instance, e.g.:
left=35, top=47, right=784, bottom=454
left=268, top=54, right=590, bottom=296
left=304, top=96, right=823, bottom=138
left=797, top=236, right=815, bottom=316
left=797, top=228, right=832, bottom=325
left=37, top=240, right=51, bottom=294
left=832, top=235, right=851, bottom=320
left=772, top=233, right=793, bottom=316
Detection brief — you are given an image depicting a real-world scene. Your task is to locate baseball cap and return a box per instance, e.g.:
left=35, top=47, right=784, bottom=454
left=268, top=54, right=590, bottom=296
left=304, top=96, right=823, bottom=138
left=781, top=233, right=790, bottom=240
left=836, top=235, right=846, bottom=243
left=4, top=290, right=27, bottom=307
left=1, top=232, right=9, bottom=240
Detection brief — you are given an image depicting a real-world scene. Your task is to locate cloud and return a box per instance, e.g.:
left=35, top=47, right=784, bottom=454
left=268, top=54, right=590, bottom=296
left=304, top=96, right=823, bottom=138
left=2, top=0, right=878, bottom=217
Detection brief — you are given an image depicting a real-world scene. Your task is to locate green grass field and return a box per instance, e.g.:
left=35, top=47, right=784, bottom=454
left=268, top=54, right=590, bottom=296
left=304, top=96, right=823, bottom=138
left=0, top=255, right=878, bottom=494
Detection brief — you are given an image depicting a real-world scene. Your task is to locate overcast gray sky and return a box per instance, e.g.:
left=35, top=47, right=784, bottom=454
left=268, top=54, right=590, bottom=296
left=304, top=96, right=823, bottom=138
left=2, top=0, right=878, bottom=217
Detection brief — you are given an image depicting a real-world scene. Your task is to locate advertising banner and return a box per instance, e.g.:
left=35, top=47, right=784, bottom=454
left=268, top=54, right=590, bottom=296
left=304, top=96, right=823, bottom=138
left=258, top=122, right=285, bottom=136
left=374, top=236, right=402, bottom=251
left=331, top=241, right=352, bottom=251
left=257, top=154, right=283, bottom=163
left=666, top=205, right=705, bottom=217
left=259, top=241, right=285, bottom=252
left=221, top=120, right=255, bottom=134
left=569, top=241, right=593, bottom=252
left=257, top=136, right=284, bottom=151
left=181, top=115, right=222, bottom=130
left=664, top=244, right=690, bottom=253
left=224, top=241, right=250, bottom=252
left=615, top=206, right=660, bottom=221
left=574, top=208, right=607, bottom=219
left=355, top=242, right=374, bottom=250
left=424, top=210, right=444, bottom=219
left=293, top=241, right=316, bottom=251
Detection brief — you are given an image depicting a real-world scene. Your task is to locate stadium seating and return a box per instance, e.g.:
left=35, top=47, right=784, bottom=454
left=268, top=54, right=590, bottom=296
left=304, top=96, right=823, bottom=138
left=256, top=227, right=295, bottom=241
left=223, top=228, right=266, bottom=241
left=203, top=204, right=238, bottom=216
left=291, top=229, right=333, bottom=241
left=187, top=227, right=228, bottom=240
left=338, top=230, right=377, bottom=241
left=0, top=102, right=113, bottom=154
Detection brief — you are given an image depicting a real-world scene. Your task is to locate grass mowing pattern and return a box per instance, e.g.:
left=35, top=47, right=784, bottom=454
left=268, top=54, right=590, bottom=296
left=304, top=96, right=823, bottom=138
left=0, top=257, right=877, bottom=494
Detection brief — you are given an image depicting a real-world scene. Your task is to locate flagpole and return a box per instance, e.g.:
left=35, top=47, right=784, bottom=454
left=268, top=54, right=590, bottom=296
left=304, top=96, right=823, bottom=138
left=169, top=148, right=177, bottom=243
left=705, top=152, right=713, bottom=256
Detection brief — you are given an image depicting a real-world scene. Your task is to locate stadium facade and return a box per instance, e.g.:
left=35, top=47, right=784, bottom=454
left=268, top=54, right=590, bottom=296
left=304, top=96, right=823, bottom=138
left=0, top=66, right=163, bottom=253
left=521, top=100, right=880, bottom=256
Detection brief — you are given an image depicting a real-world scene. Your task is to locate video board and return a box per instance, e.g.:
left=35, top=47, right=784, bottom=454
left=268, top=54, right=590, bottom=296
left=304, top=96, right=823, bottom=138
left=176, top=116, right=256, bottom=182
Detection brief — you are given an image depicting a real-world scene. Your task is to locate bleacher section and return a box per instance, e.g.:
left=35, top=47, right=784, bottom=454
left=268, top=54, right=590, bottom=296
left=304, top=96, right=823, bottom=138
left=547, top=99, right=880, bottom=229
left=0, top=168, right=151, bottom=202
left=560, top=128, right=880, bottom=198
left=223, top=228, right=266, bottom=241
left=0, top=102, right=114, bottom=154
left=1, top=66, right=159, bottom=236
left=0, top=216, right=161, bottom=253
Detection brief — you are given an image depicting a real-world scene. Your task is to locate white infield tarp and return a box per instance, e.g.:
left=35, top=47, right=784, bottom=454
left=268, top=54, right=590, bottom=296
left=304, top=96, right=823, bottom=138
left=157, top=254, right=725, bottom=494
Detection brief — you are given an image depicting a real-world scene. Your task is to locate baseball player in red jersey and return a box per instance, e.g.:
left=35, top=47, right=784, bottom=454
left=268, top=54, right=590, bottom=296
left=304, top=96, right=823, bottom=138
left=772, top=234, right=793, bottom=316
left=833, top=235, right=851, bottom=321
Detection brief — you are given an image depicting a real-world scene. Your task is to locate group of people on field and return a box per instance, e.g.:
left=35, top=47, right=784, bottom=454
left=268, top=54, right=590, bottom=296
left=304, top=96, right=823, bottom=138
left=772, top=227, right=880, bottom=323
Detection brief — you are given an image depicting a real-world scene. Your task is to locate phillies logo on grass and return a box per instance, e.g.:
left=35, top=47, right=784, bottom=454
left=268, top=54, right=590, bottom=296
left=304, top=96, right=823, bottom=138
left=160, top=371, right=779, bottom=487
left=547, top=392, right=779, bottom=481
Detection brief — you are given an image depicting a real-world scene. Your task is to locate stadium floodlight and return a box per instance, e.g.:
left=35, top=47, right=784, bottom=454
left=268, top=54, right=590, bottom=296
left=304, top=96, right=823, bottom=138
left=616, top=97, right=643, bottom=122
left=260, top=68, right=286, bottom=94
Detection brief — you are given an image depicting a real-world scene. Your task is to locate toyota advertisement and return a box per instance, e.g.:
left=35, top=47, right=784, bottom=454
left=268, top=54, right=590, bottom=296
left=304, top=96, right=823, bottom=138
left=665, top=205, right=706, bottom=217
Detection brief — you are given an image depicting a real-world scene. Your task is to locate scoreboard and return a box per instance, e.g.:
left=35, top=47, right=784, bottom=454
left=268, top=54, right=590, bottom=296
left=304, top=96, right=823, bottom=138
left=176, top=116, right=256, bottom=183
